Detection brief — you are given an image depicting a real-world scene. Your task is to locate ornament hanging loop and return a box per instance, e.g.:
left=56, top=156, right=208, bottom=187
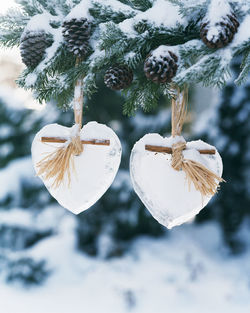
left=74, top=57, right=84, bottom=128
left=171, top=84, right=188, bottom=137
left=72, top=56, right=84, bottom=155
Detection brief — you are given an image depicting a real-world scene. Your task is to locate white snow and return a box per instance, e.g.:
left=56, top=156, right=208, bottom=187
left=73, top=83, right=83, bottom=111
left=130, top=134, right=223, bottom=229
left=31, top=122, right=122, bottom=214
left=118, top=0, right=186, bottom=37
left=206, top=0, right=231, bottom=26
left=0, top=207, right=61, bottom=232
left=64, top=0, right=93, bottom=21
left=70, top=123, right=81, bottom=138
left=25, top=73, right=38, bottom=87
left=0, top=86, right=27, bottom=110
left=205, top=0, right=232, bottom=42
left=101, top=0, right=137, bottom=13
left=80, top=0, right=138, bottom=39
left=230, top=15, right=250, bottom=47
left=37, top=26, right=63, bottom=70
left=219, top=48, right=232, bottom=67
left=119, top=18, right=138, bottom=37
left=124, top=51, right=136, bottom=61
left=151, top=45, right=178, bottom=59
left=1, top=218, right=250, bottom=313
left=140, top=0, right=185, bottom=28
left=0, top=157, right=35, bottom=201
left=22, top=13, right=54, bottom=33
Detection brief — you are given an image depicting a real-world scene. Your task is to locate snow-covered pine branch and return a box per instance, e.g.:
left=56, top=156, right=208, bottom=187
left=0, top=0, right=249, bottom=114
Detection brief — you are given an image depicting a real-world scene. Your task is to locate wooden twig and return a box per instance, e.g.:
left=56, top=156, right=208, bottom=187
left=145, top=144, right=216, bottom=155
left=41, top=137, right=110, bottom=146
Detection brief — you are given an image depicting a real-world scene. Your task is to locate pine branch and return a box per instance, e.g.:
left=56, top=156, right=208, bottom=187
left=174, top=53, right=231, bottom=87
left=235, top=51, right=250, bottom=85
left=0, top=9, right=29, bottom=47
left=136, top=23, right=200, bottom=51
left=1, top=0, right=249, bottom=112
left=84, top=73, right=98, bottom=99
left=121, top=0, right=153, bottom=11
left=90, top=0, right=137, bottom=23
left=16, top=0, right=45, bottom=16
left=172, top=0, right=208, bottom=20
left=123, top=74, right=161, bottom=115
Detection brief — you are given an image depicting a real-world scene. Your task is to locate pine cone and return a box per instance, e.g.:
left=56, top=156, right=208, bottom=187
left=144, top=51, right=178, bottom=84
left=20, top=31, right=53, bottom=68
left=104, top=65, right=133, bottom=90
left=200, top=13, right=239, bottom=49
left=62, top=18, right=91, bottom=57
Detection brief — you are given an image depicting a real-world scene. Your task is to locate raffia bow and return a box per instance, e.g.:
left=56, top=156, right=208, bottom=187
left=170, top=86, right=224, bottom=197
left=36, top=126, right=83, bottom=188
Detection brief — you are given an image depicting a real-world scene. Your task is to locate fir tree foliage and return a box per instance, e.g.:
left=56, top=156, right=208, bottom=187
left=197, top=58, right=250, bottom=253
left=0, top=90, right=74, bottom=285
left=0, top=0, right=249, bottom=115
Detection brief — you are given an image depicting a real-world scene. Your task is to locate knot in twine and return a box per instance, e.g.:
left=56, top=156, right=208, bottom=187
left=170, top=86, right=224, bottom=197
left=171, top=141, right=186, bottom=171
left=37, top=128, right=83, bottom=188
left=71, top=135, right=83, bottom=156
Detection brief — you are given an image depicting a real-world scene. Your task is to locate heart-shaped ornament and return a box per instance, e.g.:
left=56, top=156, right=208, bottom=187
left=130, top=134, right=223, bottom=229
left=32, top=121, right=122, bottom=214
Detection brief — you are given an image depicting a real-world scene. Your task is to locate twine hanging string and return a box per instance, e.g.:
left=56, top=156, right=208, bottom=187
left=36, top=57, right=84, bottom=188
left=170, top=86, right=224, bottom=197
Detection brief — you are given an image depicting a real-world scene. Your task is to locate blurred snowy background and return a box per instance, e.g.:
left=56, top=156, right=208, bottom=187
left=0, top=2, right=250, bottom=313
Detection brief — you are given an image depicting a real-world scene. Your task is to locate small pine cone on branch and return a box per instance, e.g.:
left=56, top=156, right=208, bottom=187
left=20, top=30, right=53, bottom=68
left=200, top=13, right=239, bottom=49
left=62, top=18, right=92, bottom=57
left=104, top=65, right=133, bottom=90
left=144, top=48, right=178, bottom=84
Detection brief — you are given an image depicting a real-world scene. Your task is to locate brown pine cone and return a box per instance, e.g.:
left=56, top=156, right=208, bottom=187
left=200, top=13, right=239, bottom=49
left=104, top=65, right=133, bottom=90
left=20, top=30, right=53, bottom=68
left=144, top=50, right=178, bottom=84
left=62, top=18, right=91, bottom=57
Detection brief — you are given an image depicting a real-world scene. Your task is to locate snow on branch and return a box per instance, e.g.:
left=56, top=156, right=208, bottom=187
left=0, top=0, right=249, bottom=114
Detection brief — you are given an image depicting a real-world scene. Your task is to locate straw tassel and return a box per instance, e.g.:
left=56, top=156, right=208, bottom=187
left=36, top=131, right=83, bottom=188
left=171, top=141, right=224, bottom=197
left=171, top=86, right=224, bottom=197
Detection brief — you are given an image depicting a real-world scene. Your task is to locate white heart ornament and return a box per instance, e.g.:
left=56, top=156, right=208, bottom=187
left=32, top=122, right=122, bottom=214
left=130, top=134, right=223, bottom=229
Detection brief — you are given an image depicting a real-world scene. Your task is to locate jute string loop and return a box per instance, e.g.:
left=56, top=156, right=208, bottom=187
left=170, top=86, right=224, bottom=197
left=36, top=57, right=84, bottom=188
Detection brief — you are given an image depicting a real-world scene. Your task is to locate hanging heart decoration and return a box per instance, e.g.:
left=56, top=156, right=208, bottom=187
left=130, top=86, right=224, bottom=228
left=31, top=57, right=121, bottom=214
left=32, top=122, right=121, bottom=214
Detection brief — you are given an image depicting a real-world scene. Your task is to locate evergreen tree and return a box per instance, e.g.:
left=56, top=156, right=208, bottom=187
left=196, top=58, right=250, bottom=253
left=0, top=88, right=75, bottom=285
